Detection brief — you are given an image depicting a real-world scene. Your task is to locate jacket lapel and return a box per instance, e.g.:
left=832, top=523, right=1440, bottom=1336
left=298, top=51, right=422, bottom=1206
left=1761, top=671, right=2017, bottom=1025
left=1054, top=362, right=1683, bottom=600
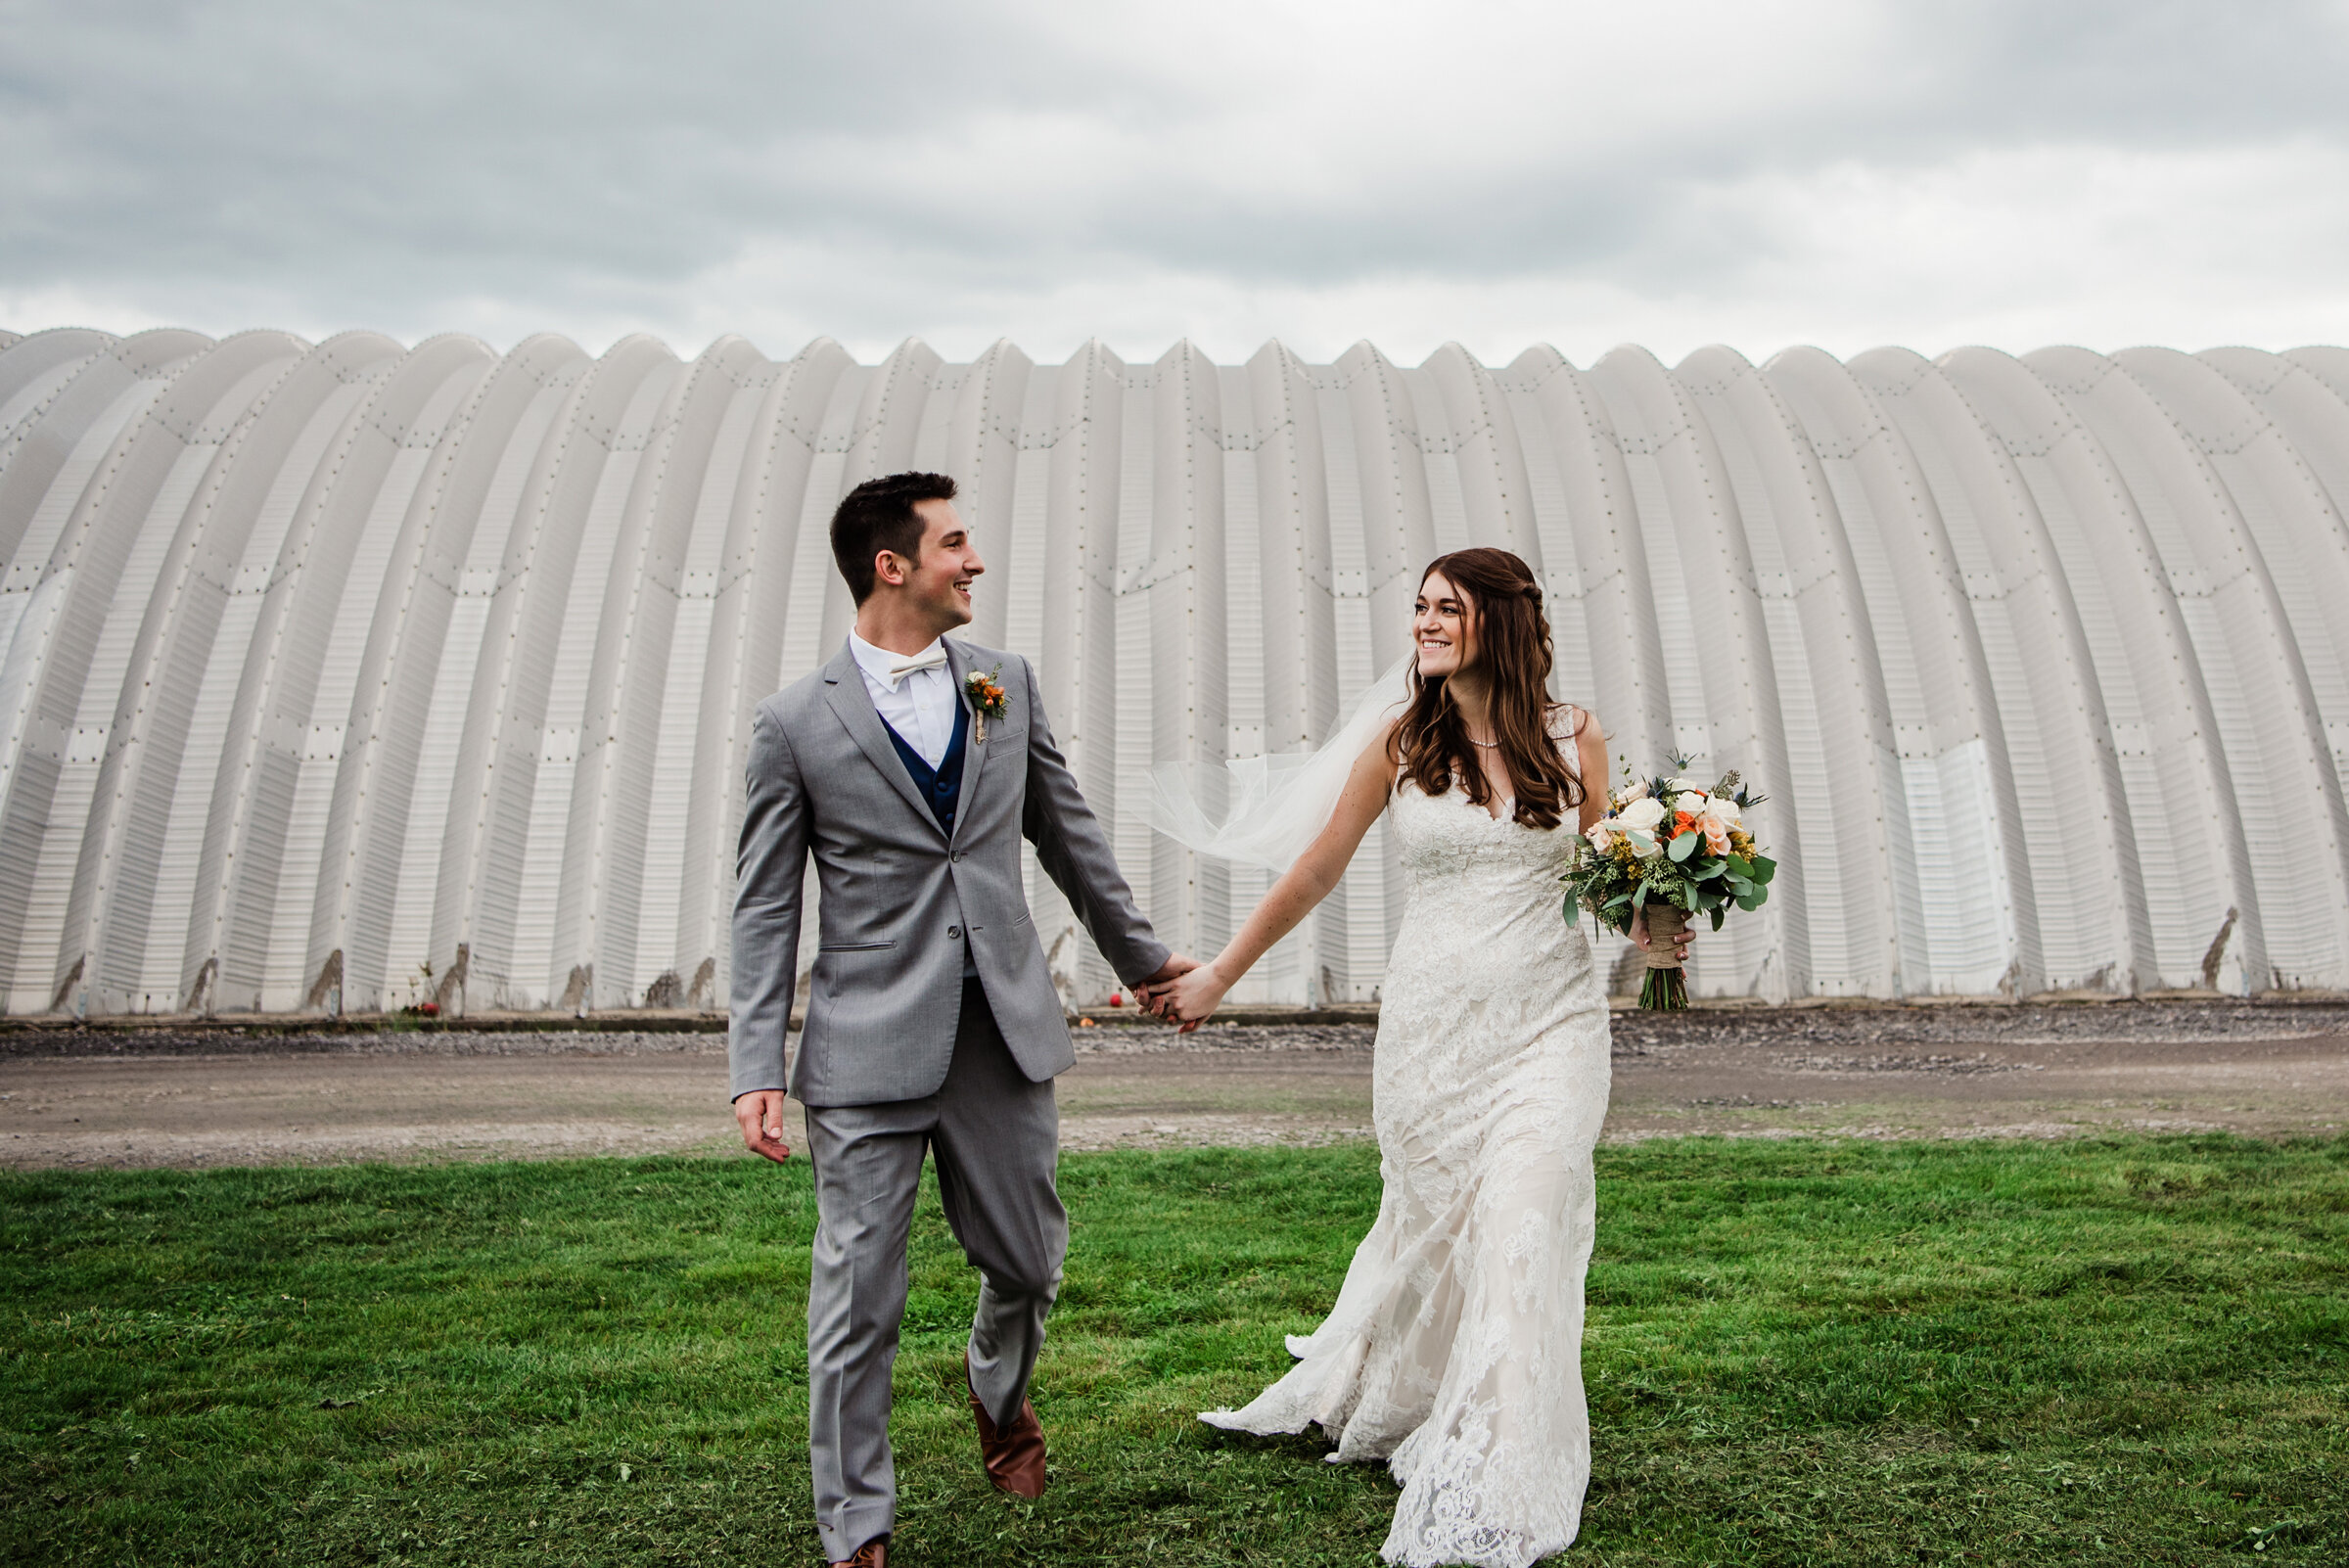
left=821, top=643, right=945, bottom=835
left=944, top=637, right=993, bottom=846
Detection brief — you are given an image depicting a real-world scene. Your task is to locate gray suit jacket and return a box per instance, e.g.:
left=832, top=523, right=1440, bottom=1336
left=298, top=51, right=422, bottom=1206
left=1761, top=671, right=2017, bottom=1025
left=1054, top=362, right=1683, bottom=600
left=728, top=637, right=1170, bottom=1107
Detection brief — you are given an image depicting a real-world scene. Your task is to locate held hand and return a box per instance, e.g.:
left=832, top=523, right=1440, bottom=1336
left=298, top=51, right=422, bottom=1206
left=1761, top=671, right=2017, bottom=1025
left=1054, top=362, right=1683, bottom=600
left=1135, top=953, right=1198, bottom=1022
left=1142, top=960, right=1233, bottom=1033
left=1629, top=906, right=1695, bottom=960
left=1137, top=952, right=1198, bottom=988
left=732, top=1089, right=793, bottom=1164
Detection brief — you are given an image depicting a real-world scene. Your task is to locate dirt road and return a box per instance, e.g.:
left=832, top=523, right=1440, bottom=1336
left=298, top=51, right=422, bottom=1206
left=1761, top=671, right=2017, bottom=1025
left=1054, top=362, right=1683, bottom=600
left=3, top=1001, right=2343, bottom=1170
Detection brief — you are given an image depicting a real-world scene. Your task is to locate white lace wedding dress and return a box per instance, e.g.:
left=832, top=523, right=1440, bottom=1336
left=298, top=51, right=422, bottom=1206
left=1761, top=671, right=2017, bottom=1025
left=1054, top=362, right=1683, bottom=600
left=1201, top=748, right=1612, bottom=1567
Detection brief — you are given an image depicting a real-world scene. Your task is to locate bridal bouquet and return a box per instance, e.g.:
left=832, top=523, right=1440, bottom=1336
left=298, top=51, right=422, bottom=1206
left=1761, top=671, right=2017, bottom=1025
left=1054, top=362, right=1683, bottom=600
left=1560, top=759, right=1774, bottom=1010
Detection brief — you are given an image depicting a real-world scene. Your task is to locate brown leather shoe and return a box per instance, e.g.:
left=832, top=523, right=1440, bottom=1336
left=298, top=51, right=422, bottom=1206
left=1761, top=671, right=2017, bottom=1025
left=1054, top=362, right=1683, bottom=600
left=827, top=1536, right=887, bottom=1568
left=965, top=1353, right=1047, bottom=1499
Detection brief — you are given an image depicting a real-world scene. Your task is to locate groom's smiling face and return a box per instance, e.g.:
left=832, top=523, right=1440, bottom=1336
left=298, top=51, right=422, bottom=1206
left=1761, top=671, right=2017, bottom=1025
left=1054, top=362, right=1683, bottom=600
left=890, top=497, right=984, bottom=630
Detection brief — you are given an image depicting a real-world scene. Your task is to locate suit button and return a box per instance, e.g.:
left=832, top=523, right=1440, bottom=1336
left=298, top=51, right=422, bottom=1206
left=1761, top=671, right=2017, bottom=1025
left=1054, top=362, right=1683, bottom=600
left=948, top=926, right=961, bottom=939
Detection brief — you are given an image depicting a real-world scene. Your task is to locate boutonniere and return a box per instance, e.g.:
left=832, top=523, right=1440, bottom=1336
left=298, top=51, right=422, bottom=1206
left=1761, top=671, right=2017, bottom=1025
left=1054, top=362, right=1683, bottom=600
left=964, top=665, right=1008, bottom=743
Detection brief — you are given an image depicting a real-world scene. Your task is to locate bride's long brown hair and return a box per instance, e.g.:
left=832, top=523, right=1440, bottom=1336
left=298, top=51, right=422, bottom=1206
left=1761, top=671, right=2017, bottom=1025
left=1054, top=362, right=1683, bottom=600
left=1390, top=548, right=1586, bottom=830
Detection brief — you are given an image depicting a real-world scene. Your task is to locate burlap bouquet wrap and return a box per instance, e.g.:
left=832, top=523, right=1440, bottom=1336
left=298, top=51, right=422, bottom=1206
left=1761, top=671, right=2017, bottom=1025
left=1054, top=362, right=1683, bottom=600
left=1642, top=903, right=1688, bottom=969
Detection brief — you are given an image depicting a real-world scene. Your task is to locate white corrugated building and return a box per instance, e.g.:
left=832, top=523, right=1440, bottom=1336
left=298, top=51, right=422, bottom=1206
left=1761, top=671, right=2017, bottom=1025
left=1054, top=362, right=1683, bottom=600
left=1, top=325, right=2345, bottom=1016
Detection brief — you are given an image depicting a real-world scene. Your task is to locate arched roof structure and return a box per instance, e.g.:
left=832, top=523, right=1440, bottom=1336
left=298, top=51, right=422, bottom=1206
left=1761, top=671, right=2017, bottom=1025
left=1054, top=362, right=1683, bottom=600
left=1, top=326, right=2345, bottom=1015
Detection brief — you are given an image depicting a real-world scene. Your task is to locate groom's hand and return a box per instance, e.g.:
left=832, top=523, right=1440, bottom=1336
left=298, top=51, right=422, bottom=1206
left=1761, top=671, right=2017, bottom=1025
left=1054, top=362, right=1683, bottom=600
left=1135, top=954, right=1198, bottom=1022
left=732, top=1090, right=794, bottom=1164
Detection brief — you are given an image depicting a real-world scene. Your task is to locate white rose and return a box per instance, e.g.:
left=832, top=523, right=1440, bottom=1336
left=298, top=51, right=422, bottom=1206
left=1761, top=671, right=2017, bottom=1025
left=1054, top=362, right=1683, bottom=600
left=1673, top=789, right=1711, bottom=815
left=1618, top=797, right=1666, bottom=833
left=1705, top=796, right=1742, bottom=828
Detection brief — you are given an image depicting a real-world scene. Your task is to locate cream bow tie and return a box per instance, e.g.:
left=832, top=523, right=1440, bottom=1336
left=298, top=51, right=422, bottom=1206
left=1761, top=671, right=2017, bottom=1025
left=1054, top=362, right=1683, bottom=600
left=885, top=646, right=949, bottom=682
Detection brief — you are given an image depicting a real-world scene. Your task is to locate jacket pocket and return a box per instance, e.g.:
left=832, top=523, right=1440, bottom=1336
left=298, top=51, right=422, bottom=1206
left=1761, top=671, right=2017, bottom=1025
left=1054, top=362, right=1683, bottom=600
left=817, top=940, right=897, bottom=952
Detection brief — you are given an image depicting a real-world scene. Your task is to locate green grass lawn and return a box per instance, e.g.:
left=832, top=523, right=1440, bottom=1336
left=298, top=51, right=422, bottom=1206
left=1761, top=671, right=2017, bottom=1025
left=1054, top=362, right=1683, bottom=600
left=2, top=1135, right=2343, bottom=1566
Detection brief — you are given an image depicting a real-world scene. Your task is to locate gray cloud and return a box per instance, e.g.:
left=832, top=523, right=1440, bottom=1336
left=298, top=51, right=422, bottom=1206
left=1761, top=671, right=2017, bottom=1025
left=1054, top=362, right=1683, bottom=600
left=4, top=1, right=1083, bottom=279
left=1073, top=2, right=2349, bottom=287
left=4, top=0, right=2348, bottom=353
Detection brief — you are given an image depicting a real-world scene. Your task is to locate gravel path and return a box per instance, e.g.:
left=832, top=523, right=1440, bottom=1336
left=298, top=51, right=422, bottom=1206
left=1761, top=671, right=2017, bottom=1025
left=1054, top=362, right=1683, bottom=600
left=2, top=999, right=2343, bottom=1169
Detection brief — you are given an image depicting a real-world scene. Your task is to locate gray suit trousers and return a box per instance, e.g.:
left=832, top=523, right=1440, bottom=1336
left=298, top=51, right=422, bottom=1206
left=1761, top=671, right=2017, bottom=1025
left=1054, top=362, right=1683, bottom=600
left=803, top=979, right=1066, bottom=1560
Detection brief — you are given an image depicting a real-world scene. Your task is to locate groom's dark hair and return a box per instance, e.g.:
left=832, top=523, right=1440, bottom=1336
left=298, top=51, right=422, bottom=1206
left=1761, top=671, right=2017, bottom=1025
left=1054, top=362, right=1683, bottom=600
left=831, top=471, right=960, bottom=603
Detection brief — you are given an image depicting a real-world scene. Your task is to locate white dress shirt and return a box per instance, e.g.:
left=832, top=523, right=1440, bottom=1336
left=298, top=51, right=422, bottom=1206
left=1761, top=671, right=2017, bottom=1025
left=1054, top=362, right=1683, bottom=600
left=849, top=630, right=958, bottom=769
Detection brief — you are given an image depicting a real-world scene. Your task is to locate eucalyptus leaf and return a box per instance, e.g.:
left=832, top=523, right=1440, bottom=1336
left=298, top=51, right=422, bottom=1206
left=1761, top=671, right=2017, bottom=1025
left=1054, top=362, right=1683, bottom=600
left=1751, top=856, right=1776, bottom=884
left=1710, top=906, right=1726, bottom=932
left=1668, top=830, right=1697, bottom=863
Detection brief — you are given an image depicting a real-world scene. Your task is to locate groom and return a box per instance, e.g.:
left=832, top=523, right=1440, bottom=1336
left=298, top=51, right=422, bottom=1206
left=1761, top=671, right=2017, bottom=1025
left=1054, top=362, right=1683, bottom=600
left=729, top=471, right=1193, bottom=1568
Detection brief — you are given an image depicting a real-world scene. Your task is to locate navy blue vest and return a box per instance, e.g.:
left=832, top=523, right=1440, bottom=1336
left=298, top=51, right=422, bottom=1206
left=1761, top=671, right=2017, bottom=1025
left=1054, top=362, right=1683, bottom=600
left=882, top=696, right=971, bottom=837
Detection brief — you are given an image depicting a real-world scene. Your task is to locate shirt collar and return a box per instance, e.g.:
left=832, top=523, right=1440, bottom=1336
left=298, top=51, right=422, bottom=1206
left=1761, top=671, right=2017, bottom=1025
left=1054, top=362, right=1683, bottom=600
left=849, top=629, right=944, bottom=693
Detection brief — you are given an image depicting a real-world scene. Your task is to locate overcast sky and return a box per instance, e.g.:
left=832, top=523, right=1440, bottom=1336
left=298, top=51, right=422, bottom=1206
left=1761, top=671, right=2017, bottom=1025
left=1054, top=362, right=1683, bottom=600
left=6, top=0, right=2349, bottom=367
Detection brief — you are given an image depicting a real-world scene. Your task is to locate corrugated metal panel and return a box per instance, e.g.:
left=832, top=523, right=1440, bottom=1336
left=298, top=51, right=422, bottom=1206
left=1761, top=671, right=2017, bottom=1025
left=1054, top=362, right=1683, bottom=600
left=7, top=326, right=2349, bottom=1013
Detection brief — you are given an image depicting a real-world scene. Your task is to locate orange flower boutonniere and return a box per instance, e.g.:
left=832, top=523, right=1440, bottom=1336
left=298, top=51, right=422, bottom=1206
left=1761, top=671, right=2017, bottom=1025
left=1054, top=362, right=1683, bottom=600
left=964, top=666, right=1008, bottom=743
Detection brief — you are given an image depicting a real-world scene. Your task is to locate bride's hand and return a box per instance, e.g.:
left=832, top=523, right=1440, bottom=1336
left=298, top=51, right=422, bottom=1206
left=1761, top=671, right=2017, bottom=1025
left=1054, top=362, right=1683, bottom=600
left=1629, top=906, right=1695, bottom=960
left=1143, top=960, right=1233, bottom=1033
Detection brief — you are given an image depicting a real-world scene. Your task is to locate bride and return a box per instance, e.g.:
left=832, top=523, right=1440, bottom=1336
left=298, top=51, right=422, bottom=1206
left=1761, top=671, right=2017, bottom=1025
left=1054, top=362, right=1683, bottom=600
left=1144, top=547, right=1690, bottom=1567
